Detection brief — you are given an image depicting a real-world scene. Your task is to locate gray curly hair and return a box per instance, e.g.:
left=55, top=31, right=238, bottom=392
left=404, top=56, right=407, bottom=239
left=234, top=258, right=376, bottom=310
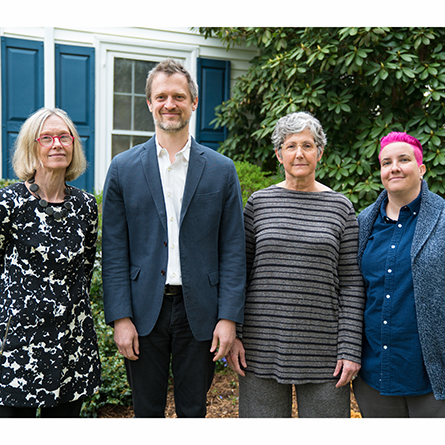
left=272, top=112, right=327, bottom=157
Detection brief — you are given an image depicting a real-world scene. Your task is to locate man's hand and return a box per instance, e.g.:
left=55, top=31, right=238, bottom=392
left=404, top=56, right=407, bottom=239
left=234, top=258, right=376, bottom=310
left=226, top=338, right=247, bottom=376
left=114, top=317, right=140, bottom=361
left=333, top=359, right=360, bottom=387
left=210, top=319, right=236, bottom=362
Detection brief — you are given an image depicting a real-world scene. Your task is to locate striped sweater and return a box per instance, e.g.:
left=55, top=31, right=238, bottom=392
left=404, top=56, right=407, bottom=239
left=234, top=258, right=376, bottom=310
left=240, top=185, right=365, bottom=384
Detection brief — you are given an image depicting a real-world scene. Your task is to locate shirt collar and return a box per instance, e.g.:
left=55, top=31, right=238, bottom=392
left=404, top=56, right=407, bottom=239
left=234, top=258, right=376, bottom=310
left=156, top=135, right=191, bottom=162
left=380, top=190, right=422, bottom=223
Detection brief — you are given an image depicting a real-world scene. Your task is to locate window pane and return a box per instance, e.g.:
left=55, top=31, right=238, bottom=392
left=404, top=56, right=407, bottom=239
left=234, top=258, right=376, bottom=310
left=114, top=58, right=132, bottom=93
left=135, top=60, right=156, bottom=95
left=112, top=135, right=131, bottom=158
left=134, top=97, right=153, bottom=132
left=113, top=95, right=131, bottom=130
left=133, top=135, right=148, bottom=147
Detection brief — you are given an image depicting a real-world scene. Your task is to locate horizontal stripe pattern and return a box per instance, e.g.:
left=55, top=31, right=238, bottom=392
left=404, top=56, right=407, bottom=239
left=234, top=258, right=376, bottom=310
left=241, top=185, right=365, bottom=384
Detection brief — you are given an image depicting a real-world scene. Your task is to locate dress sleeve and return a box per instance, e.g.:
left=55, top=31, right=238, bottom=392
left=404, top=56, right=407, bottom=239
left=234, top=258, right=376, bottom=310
left=0, top=189, right=14, bottom=265
left=83, top=194, right=98, bottom=288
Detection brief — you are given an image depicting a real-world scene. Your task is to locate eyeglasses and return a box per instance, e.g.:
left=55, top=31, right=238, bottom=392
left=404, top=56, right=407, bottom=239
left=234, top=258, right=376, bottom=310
left=281, top=142, right=317, bottom=153
left=36, top=134, right=74, bottom=148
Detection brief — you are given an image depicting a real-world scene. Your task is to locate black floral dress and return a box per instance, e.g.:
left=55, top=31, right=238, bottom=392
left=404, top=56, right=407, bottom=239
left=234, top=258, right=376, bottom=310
left=0, top=182, right=101, bottom=408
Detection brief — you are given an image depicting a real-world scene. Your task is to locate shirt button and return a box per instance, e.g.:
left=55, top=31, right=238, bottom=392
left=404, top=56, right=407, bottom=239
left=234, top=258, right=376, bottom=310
left=398, top=224, right=402, bottom=228
left=388, top=269, right=392, bottom=273
left=383, top=345, right=388, bottom=350
left=391, top=245, right=396, bottom=249
left=383, top=320, right=388, bottom=324
left=386, top=295, right=391, bottom=299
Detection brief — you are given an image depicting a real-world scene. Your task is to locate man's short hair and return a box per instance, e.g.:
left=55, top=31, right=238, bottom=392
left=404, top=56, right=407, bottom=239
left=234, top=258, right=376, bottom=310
left=145, top=59, right=199, bottom=103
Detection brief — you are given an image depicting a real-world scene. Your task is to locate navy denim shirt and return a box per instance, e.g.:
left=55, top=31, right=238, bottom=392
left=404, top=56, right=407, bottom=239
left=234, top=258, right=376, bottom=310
left=360, top=192, right=432, bottom=396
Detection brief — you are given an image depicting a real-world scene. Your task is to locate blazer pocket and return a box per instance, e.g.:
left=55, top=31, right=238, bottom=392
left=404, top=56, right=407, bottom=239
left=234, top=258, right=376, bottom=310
left=130, top=265, right=141, bottom=281
left=208, top=269, right=219, bottom=286
left=194, top=191, right=221, bottom=202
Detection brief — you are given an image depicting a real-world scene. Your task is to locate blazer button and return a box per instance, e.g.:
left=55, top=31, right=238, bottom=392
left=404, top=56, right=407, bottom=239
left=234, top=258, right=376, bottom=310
left=164, top=241, right=167, bottom=247
left=161, top=270, right=166, bottom=276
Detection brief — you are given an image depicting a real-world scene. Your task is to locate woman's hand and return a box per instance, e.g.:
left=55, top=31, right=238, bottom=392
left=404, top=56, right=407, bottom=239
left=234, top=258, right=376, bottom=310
left=226, top=338, right=247, bottom=376
left=333, top=359, right=360, bottom=387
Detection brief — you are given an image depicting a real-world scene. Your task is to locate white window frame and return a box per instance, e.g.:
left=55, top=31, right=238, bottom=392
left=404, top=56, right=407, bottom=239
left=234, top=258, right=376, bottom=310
left=94, top=35, right=200, bottom=191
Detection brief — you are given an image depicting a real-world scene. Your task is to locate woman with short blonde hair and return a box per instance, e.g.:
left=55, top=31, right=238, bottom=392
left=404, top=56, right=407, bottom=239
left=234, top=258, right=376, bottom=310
left=0, top=107, right=100, bottom=418
left=12, top=107, right=86, bottom=182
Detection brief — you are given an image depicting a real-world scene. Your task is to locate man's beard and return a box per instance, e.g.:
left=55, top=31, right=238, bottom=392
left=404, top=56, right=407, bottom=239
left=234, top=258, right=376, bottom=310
left=153, top=115, right=190, bottom=134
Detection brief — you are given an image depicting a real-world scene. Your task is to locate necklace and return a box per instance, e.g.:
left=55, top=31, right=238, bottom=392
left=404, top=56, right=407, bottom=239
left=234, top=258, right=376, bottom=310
left=28, top=178, right=72, bottom=221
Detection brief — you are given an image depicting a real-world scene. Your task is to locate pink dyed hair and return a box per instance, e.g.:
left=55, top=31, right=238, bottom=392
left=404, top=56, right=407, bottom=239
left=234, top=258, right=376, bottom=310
left=379, top=131, right=423, bottom=166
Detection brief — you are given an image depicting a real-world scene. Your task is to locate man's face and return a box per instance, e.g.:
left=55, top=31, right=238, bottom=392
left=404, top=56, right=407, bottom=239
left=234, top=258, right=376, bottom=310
left=147, top=72, right=198, bottom=134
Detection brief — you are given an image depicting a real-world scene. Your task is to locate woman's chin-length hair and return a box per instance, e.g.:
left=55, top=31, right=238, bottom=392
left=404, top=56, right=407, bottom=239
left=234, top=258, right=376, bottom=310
left=12, top=107, right=87, bottom=182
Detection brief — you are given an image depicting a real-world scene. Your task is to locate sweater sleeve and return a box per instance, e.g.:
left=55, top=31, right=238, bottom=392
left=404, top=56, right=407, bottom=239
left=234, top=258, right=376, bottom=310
left=336, top=203, right=366, bottom=363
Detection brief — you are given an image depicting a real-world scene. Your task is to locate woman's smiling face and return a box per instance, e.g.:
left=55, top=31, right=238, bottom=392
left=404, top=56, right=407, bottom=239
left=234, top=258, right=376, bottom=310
left=37, top=115, right=73, bottom=173
left=379, top=142, right=426, bottom=197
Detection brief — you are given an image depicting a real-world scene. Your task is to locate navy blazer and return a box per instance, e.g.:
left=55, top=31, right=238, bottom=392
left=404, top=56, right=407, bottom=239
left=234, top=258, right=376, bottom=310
left=102, top=136, right=246, bottom=341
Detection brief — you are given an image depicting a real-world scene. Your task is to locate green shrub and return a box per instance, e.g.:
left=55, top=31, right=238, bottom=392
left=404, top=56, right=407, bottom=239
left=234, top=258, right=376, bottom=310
left=234, top=160, right=278, bottom=206
left=81, top=190, right=133, bottom=417
left=0, top=178, right=18, bottom=188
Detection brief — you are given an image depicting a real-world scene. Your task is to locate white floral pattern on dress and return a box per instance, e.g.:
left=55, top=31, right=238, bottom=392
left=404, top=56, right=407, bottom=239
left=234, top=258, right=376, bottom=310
left=0, top=182, right=101, bottom=408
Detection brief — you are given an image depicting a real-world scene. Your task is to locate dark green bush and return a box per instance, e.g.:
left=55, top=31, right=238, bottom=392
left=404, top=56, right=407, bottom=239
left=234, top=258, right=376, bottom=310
left=81, top=191, right=133, bottom=417
left=235, top=160, right=278, bottom=206
left=0, top=179, right=18, bottom=188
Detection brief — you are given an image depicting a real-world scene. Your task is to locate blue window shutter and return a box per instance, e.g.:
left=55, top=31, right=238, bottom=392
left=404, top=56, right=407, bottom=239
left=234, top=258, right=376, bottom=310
left=55, top=44, right=95, bottom=192
left=196, top=58, right=230, bottom=150
left=1, top=37, right=44, bottom=179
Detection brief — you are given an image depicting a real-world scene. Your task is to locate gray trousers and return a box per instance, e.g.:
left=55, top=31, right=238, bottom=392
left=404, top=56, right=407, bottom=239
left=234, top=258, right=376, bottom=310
left=239, top=371, right=350, bottom=418
left=353, top=376, right=445, bottom=418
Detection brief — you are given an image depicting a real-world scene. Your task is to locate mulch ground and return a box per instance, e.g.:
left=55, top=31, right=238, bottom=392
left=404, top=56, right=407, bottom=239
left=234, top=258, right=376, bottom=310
left=97, top=369, right=362, bottom=418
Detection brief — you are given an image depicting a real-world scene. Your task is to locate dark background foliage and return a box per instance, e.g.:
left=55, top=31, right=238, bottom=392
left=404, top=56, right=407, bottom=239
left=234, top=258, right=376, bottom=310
left=198, top=27, right=445, bottom=212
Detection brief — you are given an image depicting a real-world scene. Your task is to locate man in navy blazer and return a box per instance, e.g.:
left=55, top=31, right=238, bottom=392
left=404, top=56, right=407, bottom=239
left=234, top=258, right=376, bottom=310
left=102, top=59, right=246, bottom=417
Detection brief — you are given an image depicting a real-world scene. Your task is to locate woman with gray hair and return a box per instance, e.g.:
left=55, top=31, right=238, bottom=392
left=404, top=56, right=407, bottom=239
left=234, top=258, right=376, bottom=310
left=0, top=108, right=100, bottom=417
left=227, top=111, right=365, bottom=417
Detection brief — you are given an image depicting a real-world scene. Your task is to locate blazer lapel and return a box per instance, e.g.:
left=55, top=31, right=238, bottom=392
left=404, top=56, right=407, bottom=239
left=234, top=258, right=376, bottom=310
left=140, top=138, right=167, bottom=230
left=180, top=140, right=205, bottom=225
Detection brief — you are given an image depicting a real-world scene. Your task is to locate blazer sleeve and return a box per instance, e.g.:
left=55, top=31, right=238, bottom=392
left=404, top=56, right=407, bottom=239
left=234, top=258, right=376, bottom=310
left=102, top=159, right=133, bottom=325
left=215, top=161, right=246, bottom=323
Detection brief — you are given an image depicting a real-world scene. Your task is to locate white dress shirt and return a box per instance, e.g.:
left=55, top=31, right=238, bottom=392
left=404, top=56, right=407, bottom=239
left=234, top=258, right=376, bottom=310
left=156, top=136, right=191, bottom=286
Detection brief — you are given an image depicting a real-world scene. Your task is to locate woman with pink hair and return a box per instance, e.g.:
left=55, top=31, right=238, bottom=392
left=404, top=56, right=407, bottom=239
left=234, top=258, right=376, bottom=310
left=354, top=131, right=445, bottom=417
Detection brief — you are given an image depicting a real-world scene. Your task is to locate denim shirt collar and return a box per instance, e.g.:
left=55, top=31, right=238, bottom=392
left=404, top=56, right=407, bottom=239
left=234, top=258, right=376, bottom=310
left=380, top=190, right=422, bottom=223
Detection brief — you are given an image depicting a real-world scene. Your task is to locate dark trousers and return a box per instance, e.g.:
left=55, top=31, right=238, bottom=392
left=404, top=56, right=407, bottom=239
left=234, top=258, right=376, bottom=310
left=0, top=399, right=83, bottom=418
left=353, top=376, right=445, bottom=418
left=125, top=293, right=215, bottom=418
